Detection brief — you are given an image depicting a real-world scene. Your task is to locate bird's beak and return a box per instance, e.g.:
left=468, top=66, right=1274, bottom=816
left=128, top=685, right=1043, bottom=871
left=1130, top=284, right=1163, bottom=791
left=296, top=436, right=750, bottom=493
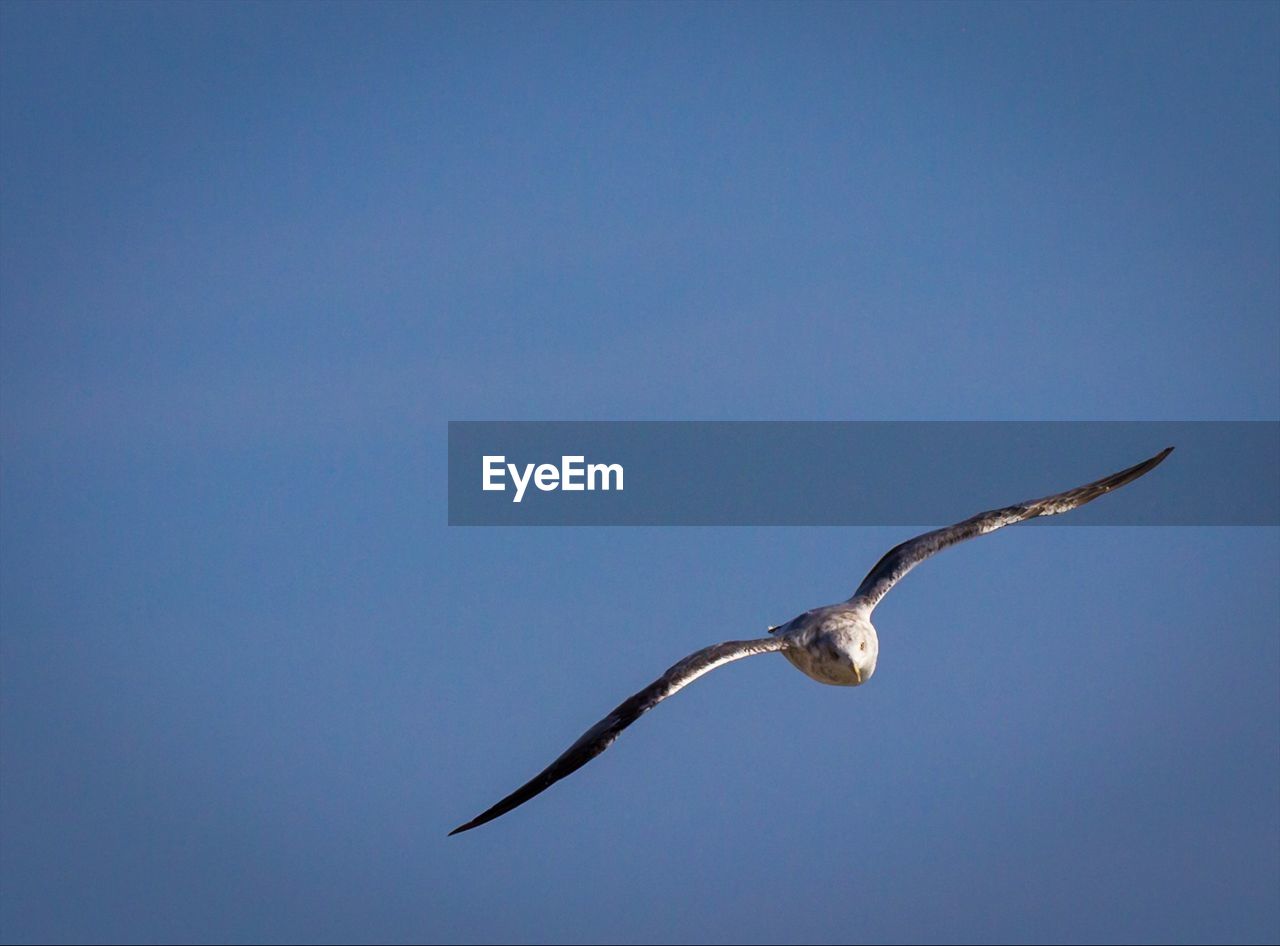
left=852, top=664, right=863, bottom=684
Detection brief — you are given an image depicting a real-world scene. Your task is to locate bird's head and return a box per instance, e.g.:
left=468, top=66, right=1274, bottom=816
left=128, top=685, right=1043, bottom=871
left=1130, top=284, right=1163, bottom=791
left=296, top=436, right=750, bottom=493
left=841, top=621, right=879, bottom=686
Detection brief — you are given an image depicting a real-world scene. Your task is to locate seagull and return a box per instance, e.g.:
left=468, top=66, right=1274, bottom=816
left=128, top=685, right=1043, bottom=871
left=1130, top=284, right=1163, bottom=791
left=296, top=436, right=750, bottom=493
left=450, top=446, right=1173, bottom=835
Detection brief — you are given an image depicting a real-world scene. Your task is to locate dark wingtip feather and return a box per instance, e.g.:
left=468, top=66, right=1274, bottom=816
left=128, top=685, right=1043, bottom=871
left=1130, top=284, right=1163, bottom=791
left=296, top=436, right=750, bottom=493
left=449, top=813, right=491, bottom=835
left=1105, top=445, right=1175, bottom=491
left=1142, top=445, right=1175, bottom=474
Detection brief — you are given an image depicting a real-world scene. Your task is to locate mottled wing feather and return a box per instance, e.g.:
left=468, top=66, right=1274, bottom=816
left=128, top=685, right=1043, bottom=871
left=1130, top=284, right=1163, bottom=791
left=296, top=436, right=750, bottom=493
left=850, top=447, right=1173, bottom=613
left=449, top=635, right=791, bottom=835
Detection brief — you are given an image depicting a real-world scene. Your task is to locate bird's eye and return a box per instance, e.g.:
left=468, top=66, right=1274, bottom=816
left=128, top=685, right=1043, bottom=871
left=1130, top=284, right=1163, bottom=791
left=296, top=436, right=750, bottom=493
left=859, top=642, right=867, bottom=652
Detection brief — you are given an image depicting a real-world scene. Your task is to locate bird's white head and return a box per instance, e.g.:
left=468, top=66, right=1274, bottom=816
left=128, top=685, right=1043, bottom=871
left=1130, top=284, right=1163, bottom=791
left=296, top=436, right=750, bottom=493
left=844, top=619, right=879, bottom=686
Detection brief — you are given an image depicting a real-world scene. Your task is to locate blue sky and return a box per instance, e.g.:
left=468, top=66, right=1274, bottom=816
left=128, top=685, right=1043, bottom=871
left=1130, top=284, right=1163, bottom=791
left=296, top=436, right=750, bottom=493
left=1, top=2, right=1277, bottom=943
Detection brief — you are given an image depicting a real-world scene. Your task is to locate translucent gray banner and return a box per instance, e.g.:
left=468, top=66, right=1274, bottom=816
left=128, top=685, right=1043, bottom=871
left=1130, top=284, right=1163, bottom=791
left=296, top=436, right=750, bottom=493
left=447, top=422, right=1279, bottom=526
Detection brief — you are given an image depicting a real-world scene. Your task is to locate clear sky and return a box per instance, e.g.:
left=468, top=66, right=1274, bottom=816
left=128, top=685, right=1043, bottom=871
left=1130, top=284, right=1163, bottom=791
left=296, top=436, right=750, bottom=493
left=1, top=2, right=1277, bottom=943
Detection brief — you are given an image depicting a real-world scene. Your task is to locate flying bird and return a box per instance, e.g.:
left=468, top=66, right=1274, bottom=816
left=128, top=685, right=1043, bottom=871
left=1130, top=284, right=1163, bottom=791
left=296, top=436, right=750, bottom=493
left=450, top=446, right=1173, bottom=835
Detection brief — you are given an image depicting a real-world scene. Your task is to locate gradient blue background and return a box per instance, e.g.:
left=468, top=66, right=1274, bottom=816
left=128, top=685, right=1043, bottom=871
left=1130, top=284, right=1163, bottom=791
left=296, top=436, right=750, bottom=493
left=2, top=2, right=1277, bottom=943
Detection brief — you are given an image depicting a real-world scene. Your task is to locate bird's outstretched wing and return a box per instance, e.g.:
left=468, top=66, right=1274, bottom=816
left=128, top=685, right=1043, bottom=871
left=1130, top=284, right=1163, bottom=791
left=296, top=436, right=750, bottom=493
left=449, top=635, right=791, bottom=835
left=849, top=447, right=1174, bottom=614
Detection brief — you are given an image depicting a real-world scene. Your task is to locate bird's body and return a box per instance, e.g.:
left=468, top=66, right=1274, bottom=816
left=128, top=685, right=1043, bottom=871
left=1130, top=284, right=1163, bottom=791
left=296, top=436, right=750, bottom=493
left=450, top=446, right=1173, bottom=835
left=773, top=604, right=878, bottom=687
